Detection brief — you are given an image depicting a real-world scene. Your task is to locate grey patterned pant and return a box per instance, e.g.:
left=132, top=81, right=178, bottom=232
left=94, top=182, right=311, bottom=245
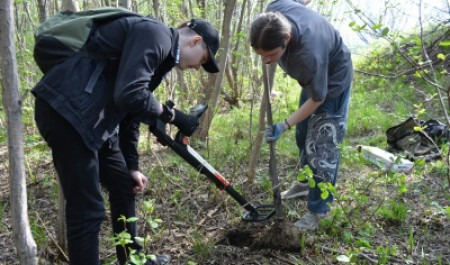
left=305, top=112, right=346, bottom=183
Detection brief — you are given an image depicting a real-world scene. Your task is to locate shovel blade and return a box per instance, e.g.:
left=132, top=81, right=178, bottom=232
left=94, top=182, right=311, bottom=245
left=241, top=204, right=275, bottom=222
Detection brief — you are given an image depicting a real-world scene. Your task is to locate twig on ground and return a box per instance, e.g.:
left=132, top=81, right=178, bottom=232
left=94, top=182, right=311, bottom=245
left=35, top=211, right=69, bottom=261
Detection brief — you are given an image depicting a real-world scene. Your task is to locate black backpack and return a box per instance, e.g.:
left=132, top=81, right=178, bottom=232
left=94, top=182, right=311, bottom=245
left=386, top=117, right=449, bottom=161
left=33, top=7, right=139, bottom=73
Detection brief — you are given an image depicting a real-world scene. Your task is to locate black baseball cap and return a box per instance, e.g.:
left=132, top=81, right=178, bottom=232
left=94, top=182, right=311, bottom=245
left=187, top=19, right=220, bottom=73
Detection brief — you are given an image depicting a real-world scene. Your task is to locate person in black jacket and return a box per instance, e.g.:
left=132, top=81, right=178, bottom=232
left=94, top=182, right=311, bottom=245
left=32, top=15, right=220, bottom=265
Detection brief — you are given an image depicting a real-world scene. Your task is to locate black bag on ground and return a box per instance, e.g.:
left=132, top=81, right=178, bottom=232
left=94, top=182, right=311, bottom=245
left=386, top=117, right=447, bottom=161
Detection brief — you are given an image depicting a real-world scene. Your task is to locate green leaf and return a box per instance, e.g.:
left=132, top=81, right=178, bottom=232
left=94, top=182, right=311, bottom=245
left=381, top=27, right=389, bottom=37
left=297, top=171, right=306, bottom=181
left=308, top=178, right=316, bottom=188
left=127, top=217, right=139, bottom=222
left=321, top=190, right=329, bottom=200
left=444, top=206, right=450, bottom=217
left=413, top=126, right=423, bottom=132
left=134, top=236, right=145, bottom=245
left=437, top=53, right=446, bottom=60
left=397, top=185, right=408, bottom=194
left=355, top=238, right=372, bottom=248
left=439, top=40, right=450, bottom=46
left=150, top=221, right=159, bottom=229
left=304, top=165, right=313, bottom=177
left=373, top=23, right=382, bottom=30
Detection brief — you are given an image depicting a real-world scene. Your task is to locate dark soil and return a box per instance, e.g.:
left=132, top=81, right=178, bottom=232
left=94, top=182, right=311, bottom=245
left=1, top=145, right=449, bottom=265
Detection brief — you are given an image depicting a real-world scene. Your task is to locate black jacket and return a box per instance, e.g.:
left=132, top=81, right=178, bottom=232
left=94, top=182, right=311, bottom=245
left=32, top=16, right=180, bottom=163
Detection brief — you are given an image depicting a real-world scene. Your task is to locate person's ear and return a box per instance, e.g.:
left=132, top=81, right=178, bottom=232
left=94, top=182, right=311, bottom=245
left=284, top=33, right=291, bottom=45
left=190, top=35, right=202, bottom=47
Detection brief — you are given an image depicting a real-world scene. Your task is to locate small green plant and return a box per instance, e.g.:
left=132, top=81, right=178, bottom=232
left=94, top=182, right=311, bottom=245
left=109, top=199, right=164, bottom=265
left=297, top=165, right=335, bottom=200
left=341, top=230, right=354, bottom=244
left=299, top=233, right=306, bottom=256
left=259, top=175, right=273, bottom=192
left=358, top=222, right=375, bottom=238
left=355, top=237, right=372, bottom=248
left=191, top=232, right=213, bottom=259
left=376, top=244, right=398, bottom=265
left=428, top=159, right=450, bottom=179
left=408, top=226, right=415, bottom=254
left=378, top=201, right=408, bottom=225
left=141, top=199, right=163, bottom=232
left=109, top=215, right=138, bottom=262
left=30, top=215, right=46, bottom=247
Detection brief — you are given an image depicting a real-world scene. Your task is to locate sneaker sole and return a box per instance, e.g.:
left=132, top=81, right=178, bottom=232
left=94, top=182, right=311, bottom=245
left=280, top=190, right=308, bottom=200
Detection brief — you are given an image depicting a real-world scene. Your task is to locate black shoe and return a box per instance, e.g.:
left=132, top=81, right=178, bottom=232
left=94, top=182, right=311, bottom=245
left=145, top=254, right=171, bottom=265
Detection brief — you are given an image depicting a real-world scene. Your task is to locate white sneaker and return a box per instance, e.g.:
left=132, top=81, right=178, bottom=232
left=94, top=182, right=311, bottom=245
left=280, top=181, right=309, bottom=200
left=293, top=211, right=329, bottom=232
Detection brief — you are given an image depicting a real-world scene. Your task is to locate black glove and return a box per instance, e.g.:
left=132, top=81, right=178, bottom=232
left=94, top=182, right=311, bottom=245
left=171, top=109, right=200, bottom=136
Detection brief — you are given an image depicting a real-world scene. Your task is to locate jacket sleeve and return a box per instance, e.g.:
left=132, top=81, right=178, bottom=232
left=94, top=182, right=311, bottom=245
left=119, top=115, right=140, bottom=171
left=113, top=19, right=173, bottom=119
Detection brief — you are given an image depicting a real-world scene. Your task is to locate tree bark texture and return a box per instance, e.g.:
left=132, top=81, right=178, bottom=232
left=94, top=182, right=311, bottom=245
left=246, top=76, right=267, bottom=183
left=152, top=0, right=161, bottom=21
left=0, top=1, right=38, bottom=264
left=118, top=0, right=131, bottom=10
left=198, top=0, right=236, bottom=139
left=36, top=0, right=47, bottom=23
left=61, top=0, right=79, bottom=12
left=229, top=0, right=247, bottom=106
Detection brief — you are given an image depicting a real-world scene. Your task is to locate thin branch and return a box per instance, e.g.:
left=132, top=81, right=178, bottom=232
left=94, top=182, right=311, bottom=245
left=418, top=0, right=450, bottom=126
left=35, top=211, right=69, bottom=261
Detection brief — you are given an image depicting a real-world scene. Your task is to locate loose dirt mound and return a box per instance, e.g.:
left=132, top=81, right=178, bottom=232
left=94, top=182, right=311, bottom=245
left=217, top=219, right=302, bottom=251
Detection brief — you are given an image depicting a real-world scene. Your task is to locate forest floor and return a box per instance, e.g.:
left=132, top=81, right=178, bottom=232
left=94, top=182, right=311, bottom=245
left=0, top=141, right=449, bottom=265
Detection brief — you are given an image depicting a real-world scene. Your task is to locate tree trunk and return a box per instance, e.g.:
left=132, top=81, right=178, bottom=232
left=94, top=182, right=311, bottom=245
left=196, top=0, right=205, bottom=16
left=176, top=68, right=189, bottom=109
left=52, top=0, right=84, bottom=256
left=246, top=63, right=276, bottom=182
left=61, top=0, right=80, bottom=12
left=55, top=179, right=67, bottom=260
left=246, top=75, right=265, bottom=183
left=0, top=1, right=38, bottom=264
left=36, top=0, right=48, bottom=23
left=198, top=0, right=236, bottom=140
left=118, top=0, right=131, bottom=10
left=229, top=0, right=247, bottom=106
left=152, top=0, right=161, bottom=21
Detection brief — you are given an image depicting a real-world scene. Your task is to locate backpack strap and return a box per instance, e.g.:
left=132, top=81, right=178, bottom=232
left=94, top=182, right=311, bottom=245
left=84, top=60, right=106, bottom=94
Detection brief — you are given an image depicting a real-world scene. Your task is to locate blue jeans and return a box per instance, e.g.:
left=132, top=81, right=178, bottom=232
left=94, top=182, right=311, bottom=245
left=295, top=86, right=351, bottom=213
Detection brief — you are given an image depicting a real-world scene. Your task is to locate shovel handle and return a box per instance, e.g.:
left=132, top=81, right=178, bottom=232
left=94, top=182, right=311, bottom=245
left=264, top=64, right=283, bottom=220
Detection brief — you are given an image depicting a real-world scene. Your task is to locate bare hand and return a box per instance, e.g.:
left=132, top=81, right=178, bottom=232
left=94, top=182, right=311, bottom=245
left=130, top=170, right=148, bottom=193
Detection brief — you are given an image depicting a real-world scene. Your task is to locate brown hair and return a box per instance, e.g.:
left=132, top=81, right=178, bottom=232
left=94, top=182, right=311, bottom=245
left=250, top=12, right=291, bottom=51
